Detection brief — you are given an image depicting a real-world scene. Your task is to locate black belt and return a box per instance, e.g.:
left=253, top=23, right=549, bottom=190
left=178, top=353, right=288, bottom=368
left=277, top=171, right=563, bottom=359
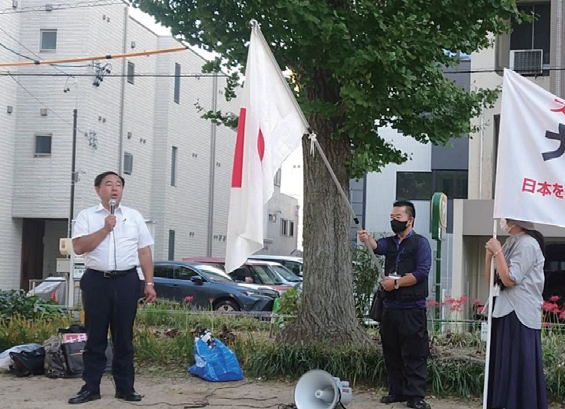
left=87, top=267, right=137, bottom=278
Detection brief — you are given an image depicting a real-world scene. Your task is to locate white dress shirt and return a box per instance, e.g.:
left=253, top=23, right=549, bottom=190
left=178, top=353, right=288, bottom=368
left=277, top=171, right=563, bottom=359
left=72, top=203, right=154, bottom=271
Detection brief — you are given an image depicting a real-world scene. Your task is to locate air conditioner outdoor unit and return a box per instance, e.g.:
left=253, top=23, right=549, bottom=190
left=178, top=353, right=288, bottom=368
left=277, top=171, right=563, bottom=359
left=509, top=49, right=543, bottom=75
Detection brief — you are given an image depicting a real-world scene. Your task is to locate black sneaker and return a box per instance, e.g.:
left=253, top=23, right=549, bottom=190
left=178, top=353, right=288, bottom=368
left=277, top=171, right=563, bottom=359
left=406, top=398, right=431, bottom=409
left=380, top=394, right=407, bottom=404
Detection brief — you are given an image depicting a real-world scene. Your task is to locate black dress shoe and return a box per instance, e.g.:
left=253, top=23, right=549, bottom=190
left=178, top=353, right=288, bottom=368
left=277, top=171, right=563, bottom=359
left=406, top=398, right=431, bottom=409
left=115, top=390, right=142, bottom=401
left=68, top=390, right=101, bottom=404
left=380, top=394, right=407, bottom=404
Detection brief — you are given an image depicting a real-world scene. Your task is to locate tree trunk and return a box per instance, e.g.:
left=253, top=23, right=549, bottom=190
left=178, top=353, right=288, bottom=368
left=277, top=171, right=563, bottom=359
left=278, top=113, right=374, bottom=347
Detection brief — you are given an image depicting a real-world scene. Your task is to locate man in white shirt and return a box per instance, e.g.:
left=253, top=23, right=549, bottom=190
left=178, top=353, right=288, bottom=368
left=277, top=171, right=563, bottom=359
left=68, top=171, right=156, bottom=404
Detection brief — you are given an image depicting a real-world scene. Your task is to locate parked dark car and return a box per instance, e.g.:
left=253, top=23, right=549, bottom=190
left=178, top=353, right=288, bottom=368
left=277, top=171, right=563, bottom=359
left=182, top=257, right=294, bottom=293
left=249, top=255, right=304, bottom=277
left=153, top=261, right=275, bottom=312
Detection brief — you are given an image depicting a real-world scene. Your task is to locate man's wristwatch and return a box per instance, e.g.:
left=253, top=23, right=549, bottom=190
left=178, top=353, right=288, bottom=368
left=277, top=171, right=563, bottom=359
left=394, top=280, right=400, bottom=290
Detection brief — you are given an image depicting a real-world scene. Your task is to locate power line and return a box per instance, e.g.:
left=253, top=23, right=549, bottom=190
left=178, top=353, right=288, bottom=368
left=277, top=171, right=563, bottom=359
left=8, top=73, right=86, bottom=134
left=0, top=72, right=227, bottom=78
left=0, top=0, right=124, bottom=15
left=0, top=26, right=74, bottom=77
left=1, top=68, right=562, bottom=77
left=0, top=40, right=35, bottom=61
left=444, top=67, right=563, bottom=75
left=0, top=45, right=189, bottom=67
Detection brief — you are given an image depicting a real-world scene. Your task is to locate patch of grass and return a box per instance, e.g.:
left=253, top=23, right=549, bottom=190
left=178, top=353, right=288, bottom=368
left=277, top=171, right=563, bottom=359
left=5, top=307, right=565, bottom=403
left=0, top=314, right=73, bottom=351
left=136, top=302, right=269, bottom=332
left=245, top=342, right=386, bottom=386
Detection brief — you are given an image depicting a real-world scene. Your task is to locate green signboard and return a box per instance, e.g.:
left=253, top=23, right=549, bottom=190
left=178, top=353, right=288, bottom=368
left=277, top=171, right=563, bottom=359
left=430, top=192, right=447, bottom=241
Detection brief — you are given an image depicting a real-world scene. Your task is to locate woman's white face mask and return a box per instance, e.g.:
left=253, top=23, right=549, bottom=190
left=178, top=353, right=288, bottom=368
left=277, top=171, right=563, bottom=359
left=499, top=219, right=514, bottom=233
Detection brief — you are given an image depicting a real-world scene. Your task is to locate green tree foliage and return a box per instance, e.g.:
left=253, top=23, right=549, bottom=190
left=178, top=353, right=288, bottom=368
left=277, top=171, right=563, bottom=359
left=134, top=0, right=523, bottom=346
left=134, top=0, right=521, bottom=176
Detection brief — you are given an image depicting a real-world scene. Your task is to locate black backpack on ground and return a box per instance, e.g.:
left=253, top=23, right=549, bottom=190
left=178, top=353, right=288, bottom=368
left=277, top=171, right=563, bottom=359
left=9, top=346, right=45, bottom=377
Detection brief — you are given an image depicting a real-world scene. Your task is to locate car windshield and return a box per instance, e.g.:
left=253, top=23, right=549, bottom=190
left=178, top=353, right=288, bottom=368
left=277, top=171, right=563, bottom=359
left=271, top=264, right=301, bottom=282
left=251, top=265, right=285, bottom=285
left=194, top=264, right=233, bottom=283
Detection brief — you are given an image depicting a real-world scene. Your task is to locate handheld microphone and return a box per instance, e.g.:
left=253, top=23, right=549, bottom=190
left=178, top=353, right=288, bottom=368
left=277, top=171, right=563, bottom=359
left=109, top=199, right=117, bottom=215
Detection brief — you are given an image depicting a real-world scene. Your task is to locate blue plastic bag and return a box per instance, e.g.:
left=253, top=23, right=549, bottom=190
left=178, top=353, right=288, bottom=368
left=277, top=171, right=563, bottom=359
left=188, top=337, right=243, bottom=382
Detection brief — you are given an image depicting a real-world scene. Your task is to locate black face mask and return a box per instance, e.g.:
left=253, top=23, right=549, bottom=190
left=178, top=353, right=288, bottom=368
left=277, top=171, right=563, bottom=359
left=390, top=219, right=409, bottom=234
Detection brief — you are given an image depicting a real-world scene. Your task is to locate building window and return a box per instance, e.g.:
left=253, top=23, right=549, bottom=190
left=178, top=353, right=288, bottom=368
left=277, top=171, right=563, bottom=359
left=289, top=221, right=294, bottom=237
left=274, top=169, right=282, bottom=186
left=35, top=134, right=52, bottom=156
left=434, top=170, right=468, bottom=199
left=171, top=146, right=178, bottom=186
left=174, top=63, right=181, bottom=104
left=127, top=62, right=135, bottom=84
left=396, top=172, right=432, bottom=200
left=396, top=171, right=468, bottom=200
left=168, top=230, right=175, bottom=261
left=281, top=218, right=288, bottom=236
left=40, top=29, right=57, bottom=51
left=123, top=152, right=133, bottom=175
left=510, top=3, right=550, bottom=72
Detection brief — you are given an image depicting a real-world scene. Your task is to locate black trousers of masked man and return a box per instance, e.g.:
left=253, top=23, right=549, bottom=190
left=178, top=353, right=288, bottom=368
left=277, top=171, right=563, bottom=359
left=380, top=306, right=429, bottom=399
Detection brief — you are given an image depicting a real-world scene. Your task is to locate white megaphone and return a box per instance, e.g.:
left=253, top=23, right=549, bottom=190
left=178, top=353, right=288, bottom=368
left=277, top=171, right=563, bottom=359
left=294, top=370, right=353, bottom=409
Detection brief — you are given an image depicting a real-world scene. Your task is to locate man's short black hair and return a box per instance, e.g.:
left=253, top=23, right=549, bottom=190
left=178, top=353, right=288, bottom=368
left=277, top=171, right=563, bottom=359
left=94, top=171, right=125, bottom=187
left=393, top=200, right=415, bottom=219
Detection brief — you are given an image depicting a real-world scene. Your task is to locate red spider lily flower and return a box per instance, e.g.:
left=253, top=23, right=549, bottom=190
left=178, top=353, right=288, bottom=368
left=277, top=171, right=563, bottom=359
left=445, top=297, right=456, bottom=304
left=560, top=310, right=565, bottom=320
left=427, top=300, right=440, bottom=307
left=544, top=322, right=551, bottom=328
left=543, top=302, right=559, bottom=312
left=184, top=296, right=194, bottom=303
left=472, top=299, right=481, bottom=305
left=208, top=297, right=214, bottom=304
left=549, top=295, right=561, bottom=302
left=477, top=306, right=484, bottom=314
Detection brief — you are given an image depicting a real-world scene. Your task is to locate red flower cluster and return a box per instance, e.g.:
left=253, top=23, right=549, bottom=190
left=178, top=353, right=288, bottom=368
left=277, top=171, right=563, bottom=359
left=542, top=296, right=565, bottom=320
left=426, top=296, right=472, bottom=312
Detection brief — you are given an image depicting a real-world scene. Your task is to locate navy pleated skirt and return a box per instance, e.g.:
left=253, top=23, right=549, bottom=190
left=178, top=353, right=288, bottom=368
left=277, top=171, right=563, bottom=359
left=487, top=311, right=548, bottom=409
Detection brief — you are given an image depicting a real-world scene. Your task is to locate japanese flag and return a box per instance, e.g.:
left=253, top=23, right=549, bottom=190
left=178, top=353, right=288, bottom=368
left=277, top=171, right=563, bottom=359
left=494, top=69, right=565, bottom=227
left=225, top=21, right=307, bottom=273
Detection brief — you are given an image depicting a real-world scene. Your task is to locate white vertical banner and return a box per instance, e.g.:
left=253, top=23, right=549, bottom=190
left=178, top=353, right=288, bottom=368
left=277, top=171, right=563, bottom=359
left=494, top=68, right=565, bottom=226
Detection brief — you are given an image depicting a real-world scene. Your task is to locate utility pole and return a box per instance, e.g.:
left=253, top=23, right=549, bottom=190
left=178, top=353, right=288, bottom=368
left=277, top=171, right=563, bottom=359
left=207, top=74, right=218, bottom=256
left=68, top=109, right=78, bottom=238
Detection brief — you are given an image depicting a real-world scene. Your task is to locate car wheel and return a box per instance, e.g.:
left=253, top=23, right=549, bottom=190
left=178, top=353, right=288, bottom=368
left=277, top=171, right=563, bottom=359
left=214, top=299, right=240, bottom=312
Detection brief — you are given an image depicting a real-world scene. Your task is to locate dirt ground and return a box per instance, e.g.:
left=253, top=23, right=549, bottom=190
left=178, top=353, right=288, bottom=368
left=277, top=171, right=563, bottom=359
left=3, top=371, right=563, bottom=409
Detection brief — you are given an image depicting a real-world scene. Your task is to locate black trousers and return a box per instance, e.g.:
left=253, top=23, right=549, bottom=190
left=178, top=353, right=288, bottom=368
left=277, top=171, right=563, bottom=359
left=380, top=306, right=429, bottom=399
left=80, top=268, right=140, bottom=394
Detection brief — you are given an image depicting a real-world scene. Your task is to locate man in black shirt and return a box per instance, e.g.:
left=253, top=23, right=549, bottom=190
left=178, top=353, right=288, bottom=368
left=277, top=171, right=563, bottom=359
left=358, top=200, right=432, bottom=409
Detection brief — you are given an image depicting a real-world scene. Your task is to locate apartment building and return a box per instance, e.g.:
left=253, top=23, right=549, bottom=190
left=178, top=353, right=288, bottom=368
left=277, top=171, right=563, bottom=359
left=0, top=0, right=298, bottom=291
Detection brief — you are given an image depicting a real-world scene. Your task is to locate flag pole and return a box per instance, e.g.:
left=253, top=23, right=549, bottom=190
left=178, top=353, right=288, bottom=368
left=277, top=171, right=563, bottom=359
left=482, top=218, right=498, bottom=409
left=251, top=20, right=378, bottom=262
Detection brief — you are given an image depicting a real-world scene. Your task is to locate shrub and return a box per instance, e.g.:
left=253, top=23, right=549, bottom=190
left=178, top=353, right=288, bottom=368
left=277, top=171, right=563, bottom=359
left=272, top=286, right=301, bottom=330
left=352, top=244, right=382, bottom=319
left=0, top=289, right=65, bottom=321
